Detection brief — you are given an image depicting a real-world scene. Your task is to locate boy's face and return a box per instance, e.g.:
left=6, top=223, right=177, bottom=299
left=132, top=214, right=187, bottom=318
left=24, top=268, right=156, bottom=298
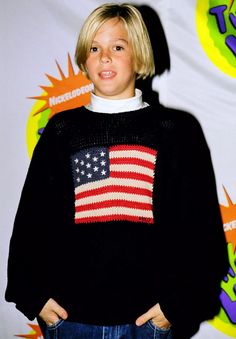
left=85, top=18, right=136, bottom=100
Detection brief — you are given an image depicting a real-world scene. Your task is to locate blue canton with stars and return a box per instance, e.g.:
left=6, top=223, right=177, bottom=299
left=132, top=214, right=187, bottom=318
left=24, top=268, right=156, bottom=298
left=71, top=147, right=110, bottom=187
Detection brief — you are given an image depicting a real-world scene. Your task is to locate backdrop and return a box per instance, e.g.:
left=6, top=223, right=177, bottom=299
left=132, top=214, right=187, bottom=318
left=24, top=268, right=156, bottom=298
left=1, top=0, right=236, bottom=338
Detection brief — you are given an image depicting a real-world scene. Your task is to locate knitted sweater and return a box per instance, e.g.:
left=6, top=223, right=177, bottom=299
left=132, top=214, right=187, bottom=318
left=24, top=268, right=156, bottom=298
left=6, top=104, right=228, bottom=339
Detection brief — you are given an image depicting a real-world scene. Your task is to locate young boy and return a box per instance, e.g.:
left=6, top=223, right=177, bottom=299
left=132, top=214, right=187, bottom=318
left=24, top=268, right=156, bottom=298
left=5, top=3, right=228, bottom=339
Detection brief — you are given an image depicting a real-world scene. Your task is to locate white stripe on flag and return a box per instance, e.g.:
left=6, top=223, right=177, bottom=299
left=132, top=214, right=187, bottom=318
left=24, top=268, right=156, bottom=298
left=75, top=178, right=154, bottom=194
left=75, top=192, right=153, bottom=207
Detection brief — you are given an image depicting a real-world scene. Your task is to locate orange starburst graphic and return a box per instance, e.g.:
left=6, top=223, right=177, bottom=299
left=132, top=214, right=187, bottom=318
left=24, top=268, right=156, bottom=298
left=29, top=53, right=93, bottom=119
left=15, top=324, right=43, bottom=339
left=229, top=0, right=235, bottom=10
left=220, top=186, right=236, bottom=253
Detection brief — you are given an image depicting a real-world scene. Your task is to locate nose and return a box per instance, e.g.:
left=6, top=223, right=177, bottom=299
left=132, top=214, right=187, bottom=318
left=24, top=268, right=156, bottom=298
left=100, top=49, right=111, bottom=64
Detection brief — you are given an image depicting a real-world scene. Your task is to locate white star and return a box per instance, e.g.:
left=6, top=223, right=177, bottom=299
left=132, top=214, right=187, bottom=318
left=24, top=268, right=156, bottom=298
left=86, top=163, right=91, bottom=168
left=100, top=151, right=105, bottom=157
left=81, top=170, right=85, bottom=175
left=93, top=166, right=99, bottom=172
left=85, top=153, right=91, bottom=159
left=87, top=173, right=92, bottom=178
left=101, top=169, right=107, bottom=175
left=76, top=177, right=80, bottom=182
left=80, top=160, right=85, bottom=166
left=101, top=160, right=106, bottom=166
left=93, top=156, right=98, bottom=162
left=76, top=168, right=80, bottom=173
left=74, top=158, right=79, bottom=164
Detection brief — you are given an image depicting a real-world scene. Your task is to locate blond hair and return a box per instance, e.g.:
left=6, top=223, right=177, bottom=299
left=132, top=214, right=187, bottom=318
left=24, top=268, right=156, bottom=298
left=75, top=3, right=155, bottom=79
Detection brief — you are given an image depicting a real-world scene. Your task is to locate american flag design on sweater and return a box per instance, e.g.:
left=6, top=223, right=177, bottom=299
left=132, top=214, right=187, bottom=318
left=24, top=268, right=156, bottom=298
left=71, top=144, right=157, bottom=224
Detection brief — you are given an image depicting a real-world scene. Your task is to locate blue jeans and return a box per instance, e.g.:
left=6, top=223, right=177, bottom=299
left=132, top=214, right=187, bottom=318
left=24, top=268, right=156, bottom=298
left=43, top=320, right=172, bottom=339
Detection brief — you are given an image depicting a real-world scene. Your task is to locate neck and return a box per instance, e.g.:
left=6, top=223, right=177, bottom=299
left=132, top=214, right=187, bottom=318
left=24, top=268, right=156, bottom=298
left=85, top=89, right=148, bottom=114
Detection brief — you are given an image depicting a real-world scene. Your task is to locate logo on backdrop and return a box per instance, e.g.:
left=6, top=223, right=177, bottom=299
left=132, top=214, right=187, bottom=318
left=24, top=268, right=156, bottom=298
left=210, top=187, right=236, bottom=337
left=26, top=53, right=93, bottom=158
left=196, top=0, right=236, bottom=78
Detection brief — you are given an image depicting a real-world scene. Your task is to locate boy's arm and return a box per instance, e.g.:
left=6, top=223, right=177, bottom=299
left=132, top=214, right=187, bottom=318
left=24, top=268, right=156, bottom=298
left=5, top=117, right=63, bottom=320
left=158, top=112, right=228, bottom=338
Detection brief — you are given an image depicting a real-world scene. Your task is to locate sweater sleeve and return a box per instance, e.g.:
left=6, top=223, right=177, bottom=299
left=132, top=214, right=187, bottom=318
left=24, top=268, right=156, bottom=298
left=158, top=112, right=229, bottom=339
left=5, top=116, right=63, bottom=320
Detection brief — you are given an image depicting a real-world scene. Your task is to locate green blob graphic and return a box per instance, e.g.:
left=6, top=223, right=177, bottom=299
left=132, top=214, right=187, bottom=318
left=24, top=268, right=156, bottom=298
left=208, top=0, right=236, bottom=68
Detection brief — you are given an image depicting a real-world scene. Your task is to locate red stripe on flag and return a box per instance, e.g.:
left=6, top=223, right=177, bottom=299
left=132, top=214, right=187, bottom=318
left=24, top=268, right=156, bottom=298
left=110, top=144, right=157, bottom=156
left=75, top=200, right=152, bottom=213
left=75, top=214, right=154, bottom=224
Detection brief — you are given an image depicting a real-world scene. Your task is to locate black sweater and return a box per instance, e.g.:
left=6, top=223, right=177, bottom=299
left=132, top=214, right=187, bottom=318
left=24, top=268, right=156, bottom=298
left=5, top=104, right=228, bottom=339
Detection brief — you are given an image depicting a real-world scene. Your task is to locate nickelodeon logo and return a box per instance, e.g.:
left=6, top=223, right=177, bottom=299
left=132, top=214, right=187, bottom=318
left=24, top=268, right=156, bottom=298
left=48, top=84, right=93, bottom=108
left=26, top=54, right=92, bottom=158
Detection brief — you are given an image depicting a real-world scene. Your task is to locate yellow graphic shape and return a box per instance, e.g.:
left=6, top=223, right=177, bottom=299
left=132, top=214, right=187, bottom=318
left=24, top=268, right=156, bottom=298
left=210, top=316, right=236, bottom=338
left=26, top=97, right=49, bottom=159
left=196, top=0, right=236, bottom=78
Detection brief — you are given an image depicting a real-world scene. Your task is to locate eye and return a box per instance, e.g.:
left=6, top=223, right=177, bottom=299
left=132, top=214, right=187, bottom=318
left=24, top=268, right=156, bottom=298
left=90, top=46, right=99, bottom=53
left=114, top=45, right=124, bottom=51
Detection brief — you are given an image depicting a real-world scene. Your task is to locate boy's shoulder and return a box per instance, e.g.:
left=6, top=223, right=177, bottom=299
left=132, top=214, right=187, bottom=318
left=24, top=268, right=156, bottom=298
left=153, top=103, right=199, bottom=124
left=151, top=103, right=203, bottom=135
left=44, top=106, right=86, bottom=134
left=49, top=106, right=86, bottom=125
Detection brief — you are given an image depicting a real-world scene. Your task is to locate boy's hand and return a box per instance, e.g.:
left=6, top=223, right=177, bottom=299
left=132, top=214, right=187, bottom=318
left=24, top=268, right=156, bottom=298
left=39, top=298, right=68, bottom=326
left=135, top=303, right=171, bottom=329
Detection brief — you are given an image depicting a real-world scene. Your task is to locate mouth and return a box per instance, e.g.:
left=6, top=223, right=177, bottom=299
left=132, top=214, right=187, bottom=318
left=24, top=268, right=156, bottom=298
left=99, top=70, right=116, bottom=79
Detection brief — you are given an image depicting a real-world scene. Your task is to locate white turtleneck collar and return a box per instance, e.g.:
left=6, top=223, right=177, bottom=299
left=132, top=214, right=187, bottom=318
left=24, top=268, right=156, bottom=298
left=85, top=89, right=148, bottom=114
